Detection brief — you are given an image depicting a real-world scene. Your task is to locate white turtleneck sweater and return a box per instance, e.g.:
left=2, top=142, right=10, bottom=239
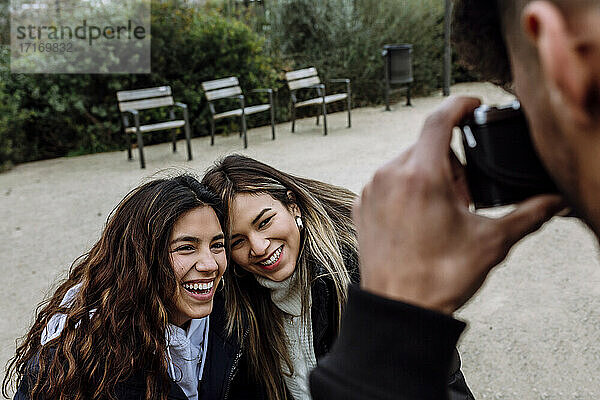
left=255, top=272, right=317, bottom=400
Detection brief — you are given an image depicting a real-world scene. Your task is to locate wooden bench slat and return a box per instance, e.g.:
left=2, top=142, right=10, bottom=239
left=288, top=76, right=321, bottom=91
left=295, top=93, right=348, bottom=108
left=214, top=108, right=243, bottom=120
left=285, top=67, right=318, bottom=81
left=125, top=120, right=186, bottom=133
left=119, top=96, right=174, bottom=112
left=205, top=86, right=242, bottom=101
left=213, top=103, right=271, bottom=120
left=202, top=77, right=239, bottom=91
left=244, top=104, right=271, bottom=115
left=117, top=86, right=171, bottom=102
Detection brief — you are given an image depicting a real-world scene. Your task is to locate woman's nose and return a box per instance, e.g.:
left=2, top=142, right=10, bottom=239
left=249, top=235, right=269, bottom=257
left=194, top=254, right=218, bottom=273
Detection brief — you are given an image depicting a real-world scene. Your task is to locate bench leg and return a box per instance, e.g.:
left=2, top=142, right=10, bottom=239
left=322, top=101, right=328, bottom=136
left=241, top=114, right=248, bottom=148
left=270, top=105, right=276, bottom=140
left=291, top=106, right=296, bottom=133
left=385, top=82, right=391, bottom=111
left=316, top=113, right=319, bottom=126
left=181, top=107, right=192, bottom=161
left=347, top=96, right=352, bottom=128
left=170, top=109, right=176, bottom=152
left=126, top=132, right=132, bottom=160
left=406, top=85, right=412, bottom=107
left=210, top=118, right=215, bottom=146
left=184, top=123, right=192, bottom=161
left=136, top=130, right=145, bottom=169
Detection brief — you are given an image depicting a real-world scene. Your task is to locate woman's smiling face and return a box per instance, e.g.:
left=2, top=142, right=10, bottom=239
left=229, top=193, right=301, bottom=282
left=169, top=205, right=226, bottom=327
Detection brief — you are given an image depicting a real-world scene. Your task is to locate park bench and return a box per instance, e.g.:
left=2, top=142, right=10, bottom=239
left=285, top=67, right=351, bottom=135
left=201, top=77, right=275, bottom=149
left=117, top=86, right=192, bottom=169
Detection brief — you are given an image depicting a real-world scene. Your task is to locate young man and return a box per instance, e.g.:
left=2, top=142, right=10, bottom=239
left=310, top=0, right=600, bottom=398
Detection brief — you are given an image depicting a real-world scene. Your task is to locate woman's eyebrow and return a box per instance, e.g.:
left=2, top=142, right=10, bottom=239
left=169, top=236, right=199, bottom=245
left=212, top=233, right=224, bottom=241
left=231, top=208, right=273, bottom=239
left=252, top=208, right=272, bottom=225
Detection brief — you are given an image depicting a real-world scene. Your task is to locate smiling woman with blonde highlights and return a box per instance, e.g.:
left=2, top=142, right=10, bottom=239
left=202, top=154, right=359, bottom=400
left=202, top=154, right=476, bottom=400
left=4, top=175, right=228, bottom=400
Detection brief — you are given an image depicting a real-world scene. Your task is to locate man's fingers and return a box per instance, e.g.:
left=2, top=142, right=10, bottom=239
left=417, top=96, right=482, bottom=161
left=494, top=194, right=565, bottom=249
left=449, top=150, right=472, bottom=207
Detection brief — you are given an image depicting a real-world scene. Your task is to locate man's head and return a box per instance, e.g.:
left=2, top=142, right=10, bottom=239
left=454, top=0, right=600, bottom=236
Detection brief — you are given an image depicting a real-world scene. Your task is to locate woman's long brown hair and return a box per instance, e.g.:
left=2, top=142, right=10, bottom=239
left=202, top=154, right=357, bottom=400
left=3, top=175, right=223, bottom=400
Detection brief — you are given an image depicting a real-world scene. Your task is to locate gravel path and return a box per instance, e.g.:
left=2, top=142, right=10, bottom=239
left=1, top=82, right=598, bottom=398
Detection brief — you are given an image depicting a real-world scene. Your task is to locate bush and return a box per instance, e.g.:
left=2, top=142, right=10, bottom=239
left=0, top=0, right=477, bottom=167
left=0, top=2, right=278, bottom=167
left=0, top=48, right=119, bottom=167
left=148, top=3, right=280, bottom=137
left=265, top=0, right=476, bottom=106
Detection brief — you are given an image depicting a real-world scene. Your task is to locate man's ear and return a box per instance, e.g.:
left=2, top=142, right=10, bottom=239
left=523, top=1, right=597, bottom=123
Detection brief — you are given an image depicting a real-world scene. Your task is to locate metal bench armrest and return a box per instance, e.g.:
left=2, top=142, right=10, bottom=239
left=173, top=102, right=190, bottom=124
left=236, top=94, right=245, bottom=110
left=251, top=88, right=275, bottom=105
left=327, top=79, right=351, bottom=97
left=174, top=102, right=188, bottom=109
left=251, top=88, right=273, bottom=93
left=300, top=83, right=325, bottom=97
left=293, top=83, right=325, bottom=92
left=208, top=94, right=245, bottom=115
left=122, top=109, right=140, bottom=130
left=311, top=83, right=326, bottom=97
left=291, top=84, right=326, bottom=104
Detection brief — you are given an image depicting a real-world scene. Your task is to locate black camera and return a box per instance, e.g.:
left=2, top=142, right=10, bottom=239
left=460, top=101, right=559, bottom=208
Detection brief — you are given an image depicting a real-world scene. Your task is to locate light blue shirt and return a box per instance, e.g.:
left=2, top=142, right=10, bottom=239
left=166, top=317, right=210, bottom=400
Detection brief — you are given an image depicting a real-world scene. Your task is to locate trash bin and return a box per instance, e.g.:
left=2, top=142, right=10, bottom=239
left=382, top=44, right=413, bottom=110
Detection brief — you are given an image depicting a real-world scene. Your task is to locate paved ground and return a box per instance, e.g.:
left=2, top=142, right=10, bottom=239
left=1, top=82, right=599, bottom=398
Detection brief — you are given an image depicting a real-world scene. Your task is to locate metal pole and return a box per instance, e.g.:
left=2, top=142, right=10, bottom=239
left=384, top=50, right=391, bottom=111
left=443, top=0, right=452, bottom=96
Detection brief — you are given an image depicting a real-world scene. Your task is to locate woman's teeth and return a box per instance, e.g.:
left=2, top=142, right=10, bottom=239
left=183, top=281, right=214, bottom=294
left=259, top=246, right=282, bottom=266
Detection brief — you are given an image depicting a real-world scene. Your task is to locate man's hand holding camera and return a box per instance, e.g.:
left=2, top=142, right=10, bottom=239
left=353, top=96, right=564, bottom=314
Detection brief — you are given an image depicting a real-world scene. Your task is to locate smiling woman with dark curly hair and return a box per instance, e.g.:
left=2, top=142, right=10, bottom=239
left=3, top=175, right=229, bottom=400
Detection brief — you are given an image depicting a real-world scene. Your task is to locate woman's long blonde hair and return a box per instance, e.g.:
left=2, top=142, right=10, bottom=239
left=202, top=154, right=357, bottom=400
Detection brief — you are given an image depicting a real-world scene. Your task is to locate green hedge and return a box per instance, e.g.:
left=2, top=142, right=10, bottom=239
left=0, top=0, right=476, bottom=169
left=265, top=0, right=475, bottom=107
left=0, top=2, right=279, bottom=169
